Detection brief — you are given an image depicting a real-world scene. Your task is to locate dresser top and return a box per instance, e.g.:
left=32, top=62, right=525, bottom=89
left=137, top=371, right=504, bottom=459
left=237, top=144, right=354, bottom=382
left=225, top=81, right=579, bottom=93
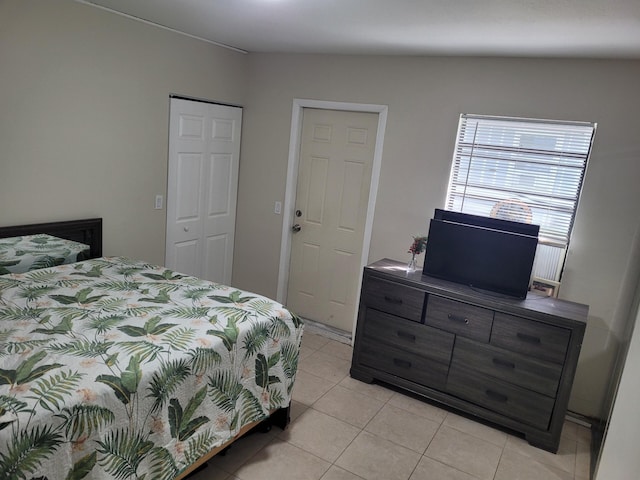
left=366, top=258, right=589, bottom=326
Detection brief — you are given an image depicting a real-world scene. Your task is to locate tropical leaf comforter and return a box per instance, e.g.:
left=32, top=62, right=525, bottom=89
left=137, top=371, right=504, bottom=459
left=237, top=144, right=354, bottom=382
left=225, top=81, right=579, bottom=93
left=0, top=235, right=90, bottom=275
left=0, top=257, right=303, bottom=480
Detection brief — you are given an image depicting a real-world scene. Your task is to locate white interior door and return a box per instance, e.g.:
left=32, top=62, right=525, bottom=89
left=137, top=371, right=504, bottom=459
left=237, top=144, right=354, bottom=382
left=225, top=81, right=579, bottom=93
left=286, top=108, right=378, bottom=332
left=165, top=98, right=242, bottom=284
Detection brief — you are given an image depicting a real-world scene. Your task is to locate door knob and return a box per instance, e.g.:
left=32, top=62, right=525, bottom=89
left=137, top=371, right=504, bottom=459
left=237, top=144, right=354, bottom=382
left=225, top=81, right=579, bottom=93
left=292, top=224, right=301, bottom=233
left=183, top=226, right=189, bottom=232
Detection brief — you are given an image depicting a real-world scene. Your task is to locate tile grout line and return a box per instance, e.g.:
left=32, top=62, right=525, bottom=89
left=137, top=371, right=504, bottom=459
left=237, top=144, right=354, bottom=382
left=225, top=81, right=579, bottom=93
left=492, top=441, right=507, bottom=480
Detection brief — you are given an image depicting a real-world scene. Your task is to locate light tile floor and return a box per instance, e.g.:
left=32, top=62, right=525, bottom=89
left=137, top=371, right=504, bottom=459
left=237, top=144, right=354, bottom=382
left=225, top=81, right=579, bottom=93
left=190, top=332, right=592, bottom=480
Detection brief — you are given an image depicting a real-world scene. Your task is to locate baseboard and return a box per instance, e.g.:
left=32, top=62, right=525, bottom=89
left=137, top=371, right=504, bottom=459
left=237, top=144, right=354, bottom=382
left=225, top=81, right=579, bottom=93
left=565, top=410, right=603, bottom=480
left=302, top=318, right=352, bottom=345
left=565, top=411, right=594, bottom=428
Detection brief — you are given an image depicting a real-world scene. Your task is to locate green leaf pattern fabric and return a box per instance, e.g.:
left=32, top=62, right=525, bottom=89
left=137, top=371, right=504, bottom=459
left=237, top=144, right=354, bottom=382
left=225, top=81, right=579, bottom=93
left=0, top=235, right=90, bottom=275
left=0, top=257, right=303, bottom=479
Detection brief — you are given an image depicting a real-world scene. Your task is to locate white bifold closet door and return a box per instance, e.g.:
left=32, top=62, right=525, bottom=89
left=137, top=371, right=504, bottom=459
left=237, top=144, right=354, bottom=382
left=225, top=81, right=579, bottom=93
left=165, top=98, right=242, bottom=285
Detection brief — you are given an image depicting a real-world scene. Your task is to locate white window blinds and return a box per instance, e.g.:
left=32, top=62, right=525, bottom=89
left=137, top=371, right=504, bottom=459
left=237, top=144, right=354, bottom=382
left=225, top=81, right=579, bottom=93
left=446, top=114, right=595, bottom=281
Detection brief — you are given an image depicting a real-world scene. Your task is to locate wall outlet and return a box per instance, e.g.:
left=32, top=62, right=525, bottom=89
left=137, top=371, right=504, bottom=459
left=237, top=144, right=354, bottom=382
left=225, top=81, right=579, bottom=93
left=155, top=195, right=163, bottom=210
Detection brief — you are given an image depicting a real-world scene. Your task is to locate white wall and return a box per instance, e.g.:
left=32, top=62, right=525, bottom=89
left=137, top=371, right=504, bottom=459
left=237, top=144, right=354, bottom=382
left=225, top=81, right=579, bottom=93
left=0, top=0, right=248, bottom=263
left=595, top=292, right=640, bottom=478
left=235, top=54, right=640, bottom=418
left=593, top=222, right=640, bottom=474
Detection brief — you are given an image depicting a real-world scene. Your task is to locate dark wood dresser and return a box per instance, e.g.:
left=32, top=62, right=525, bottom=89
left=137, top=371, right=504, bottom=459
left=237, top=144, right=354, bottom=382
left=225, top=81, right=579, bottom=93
left=350, top=258, right=588, bottom=453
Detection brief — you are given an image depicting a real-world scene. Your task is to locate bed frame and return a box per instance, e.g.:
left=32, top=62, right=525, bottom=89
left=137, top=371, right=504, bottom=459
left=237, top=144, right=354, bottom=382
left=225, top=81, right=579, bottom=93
left=0, top=218, right=103, bottom=259
left=0, top=217, right=291, bottom=479
left=176, top=407, right=290, bottom=479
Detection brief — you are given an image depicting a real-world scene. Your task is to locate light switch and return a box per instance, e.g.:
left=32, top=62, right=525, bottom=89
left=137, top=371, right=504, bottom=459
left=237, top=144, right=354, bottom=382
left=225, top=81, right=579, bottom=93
left=274, top=201, right=282, bottom=214
left=155, top=195, right=163, bottom=210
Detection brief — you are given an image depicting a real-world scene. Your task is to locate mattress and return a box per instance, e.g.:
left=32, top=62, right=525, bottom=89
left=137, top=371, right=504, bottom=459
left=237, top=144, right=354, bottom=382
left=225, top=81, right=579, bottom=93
left=0, top=257, right=303, bottom=479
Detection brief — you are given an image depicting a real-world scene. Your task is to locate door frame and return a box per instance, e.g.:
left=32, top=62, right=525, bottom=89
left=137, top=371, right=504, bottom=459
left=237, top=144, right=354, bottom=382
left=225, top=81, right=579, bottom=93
left=276, top=98, right=388, bottom=338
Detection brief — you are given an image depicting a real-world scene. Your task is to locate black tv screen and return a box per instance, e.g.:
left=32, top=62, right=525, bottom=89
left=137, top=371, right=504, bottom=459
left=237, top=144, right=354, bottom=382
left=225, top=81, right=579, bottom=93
left=422, top=212, right=539, bottom=299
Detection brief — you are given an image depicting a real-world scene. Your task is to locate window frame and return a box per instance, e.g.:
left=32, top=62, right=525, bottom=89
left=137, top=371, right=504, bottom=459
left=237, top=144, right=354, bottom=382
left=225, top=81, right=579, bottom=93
left=444, top=113, right=596, bottom=282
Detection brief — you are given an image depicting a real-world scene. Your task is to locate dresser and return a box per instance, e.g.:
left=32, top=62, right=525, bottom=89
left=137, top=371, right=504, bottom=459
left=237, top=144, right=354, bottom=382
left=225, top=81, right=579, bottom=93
left=350, top=258, right=588, bottom=453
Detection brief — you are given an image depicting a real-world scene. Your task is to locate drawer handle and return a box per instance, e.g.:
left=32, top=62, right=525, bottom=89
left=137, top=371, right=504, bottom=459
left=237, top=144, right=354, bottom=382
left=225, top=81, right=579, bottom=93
left=384, top=295, right=403, bottom=305
left=492, top=357, right=516, bottom=369
left=517, top=332, right=541, bottom=344
left=447, top=313, right=469, bottom=325
left=396, top=330, right=416, bottom=342
left=485, top=389, right=508, bottom=403
left=393, top=358, right=412, bottom=369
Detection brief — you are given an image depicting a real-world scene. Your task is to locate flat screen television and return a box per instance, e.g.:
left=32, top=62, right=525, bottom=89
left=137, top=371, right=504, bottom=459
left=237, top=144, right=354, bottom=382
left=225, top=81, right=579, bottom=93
left=422, top=209, right=539, bottom=299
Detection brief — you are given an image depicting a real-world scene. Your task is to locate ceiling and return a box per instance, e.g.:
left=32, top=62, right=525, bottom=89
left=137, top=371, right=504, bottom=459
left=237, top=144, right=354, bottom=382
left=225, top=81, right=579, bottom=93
left=80, top=0, right=640, bottom=58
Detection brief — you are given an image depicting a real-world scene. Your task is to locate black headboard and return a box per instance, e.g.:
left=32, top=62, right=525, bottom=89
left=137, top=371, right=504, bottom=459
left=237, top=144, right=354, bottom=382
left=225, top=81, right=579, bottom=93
left=0, top=218, right=103, bottom=259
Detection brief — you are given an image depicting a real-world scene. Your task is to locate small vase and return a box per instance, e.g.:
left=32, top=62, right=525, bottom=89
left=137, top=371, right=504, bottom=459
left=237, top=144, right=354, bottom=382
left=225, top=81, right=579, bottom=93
left=407, top=254, right=417, bottom=273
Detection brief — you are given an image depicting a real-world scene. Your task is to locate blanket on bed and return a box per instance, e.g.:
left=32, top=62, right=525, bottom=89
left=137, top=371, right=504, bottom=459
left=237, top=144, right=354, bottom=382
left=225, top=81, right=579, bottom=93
left=0, top=257, right=303, bottom=480
left=0, top=235, right=90, bottom=275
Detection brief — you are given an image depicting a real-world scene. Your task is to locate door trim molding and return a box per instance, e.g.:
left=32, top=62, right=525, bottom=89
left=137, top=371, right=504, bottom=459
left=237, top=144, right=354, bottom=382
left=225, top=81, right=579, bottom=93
left=276, top=99, right=388, bottom=339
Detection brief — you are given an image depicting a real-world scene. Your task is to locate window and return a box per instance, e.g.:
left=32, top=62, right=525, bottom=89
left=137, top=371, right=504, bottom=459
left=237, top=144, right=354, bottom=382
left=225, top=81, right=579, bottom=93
left=445, top=114, right=596, bottom=282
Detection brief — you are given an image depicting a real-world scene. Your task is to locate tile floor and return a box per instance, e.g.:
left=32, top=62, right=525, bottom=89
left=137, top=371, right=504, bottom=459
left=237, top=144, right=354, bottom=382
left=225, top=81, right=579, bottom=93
left=190, top=331, right=592, bottom=480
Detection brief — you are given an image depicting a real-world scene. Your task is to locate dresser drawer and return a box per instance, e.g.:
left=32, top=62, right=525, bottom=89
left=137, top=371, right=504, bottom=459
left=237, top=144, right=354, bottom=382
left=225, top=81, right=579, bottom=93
left=363, top=308, right=454, bottom=365
left=360, top=340, right=448, bottom=388
left=447, top=366, right=554, bottom=430
left=363, top=276, right=425, bottom=322
left=491, top=313, right=570, bottom=364
left=425, top=295, right=493, bottom=342
left=451, top=337, right=562, bottom=397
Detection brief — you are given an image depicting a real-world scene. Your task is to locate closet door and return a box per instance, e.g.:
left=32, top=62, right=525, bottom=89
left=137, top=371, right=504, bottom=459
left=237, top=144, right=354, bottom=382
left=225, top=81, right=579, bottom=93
left=165, top=98, right=242, bottom=284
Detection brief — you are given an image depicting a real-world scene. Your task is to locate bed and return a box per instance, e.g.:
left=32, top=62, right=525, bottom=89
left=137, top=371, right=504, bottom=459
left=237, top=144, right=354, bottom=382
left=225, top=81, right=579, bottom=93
left=0, top=219, right=303, bottom=480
